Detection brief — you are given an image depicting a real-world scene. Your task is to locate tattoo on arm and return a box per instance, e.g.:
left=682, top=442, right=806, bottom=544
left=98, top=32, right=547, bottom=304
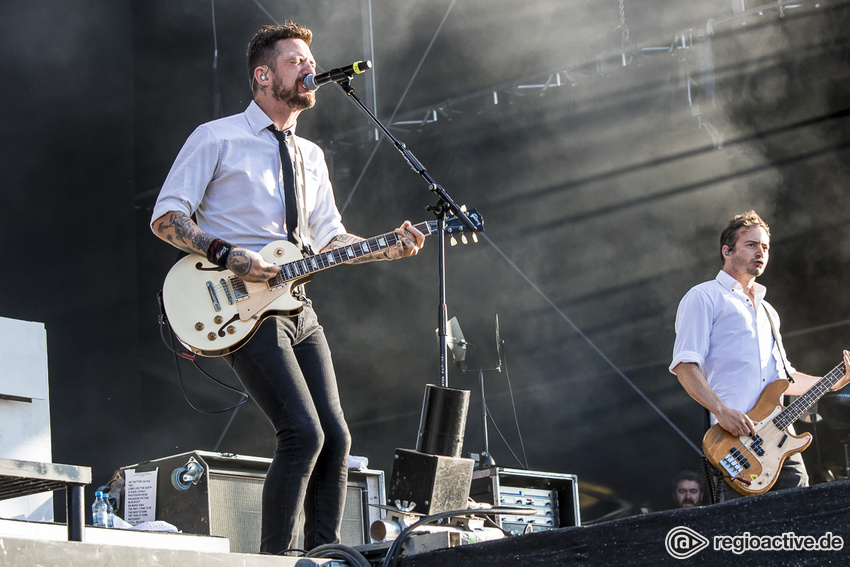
left=324, top=233, right=363, bottom=250
left=155, top=211, right=213, bottom=255
left=322, top=233, right=390, bottom=264
left=227, top=250, right=253, bottom=277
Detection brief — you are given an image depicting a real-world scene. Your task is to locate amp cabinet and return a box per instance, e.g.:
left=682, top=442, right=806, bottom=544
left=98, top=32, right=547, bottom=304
left=114, top=450, right=384, bottom=553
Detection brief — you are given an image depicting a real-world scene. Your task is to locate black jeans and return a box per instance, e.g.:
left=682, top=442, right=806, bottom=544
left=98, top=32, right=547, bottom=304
left=226, top=302, right=351, bottom=555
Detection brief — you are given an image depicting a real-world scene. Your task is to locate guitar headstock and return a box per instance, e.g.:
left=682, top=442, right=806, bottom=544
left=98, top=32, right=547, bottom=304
left=446, top=206, right=484, bottom=246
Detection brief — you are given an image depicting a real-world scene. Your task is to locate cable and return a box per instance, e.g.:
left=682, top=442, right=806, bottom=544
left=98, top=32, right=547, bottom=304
left=340, top=0, right=458, bottom=213
left=381, top=507, right=531, bottom=567
left=481, top=232, right=703, bottom=457
left=500, top=344, right=529, bottom=469
left=157, top=292, right=249, bottom=414
left=210, top=0, right=223, bottom=117
left=305, top=544, right=371, bottom=567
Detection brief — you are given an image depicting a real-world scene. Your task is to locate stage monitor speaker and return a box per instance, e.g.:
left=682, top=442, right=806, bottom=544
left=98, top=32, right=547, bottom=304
left=387, top=448, right=474, bottom=516
left=113, top=450, right=385, bottom=553
left=469, top=467, right=580, bottom=534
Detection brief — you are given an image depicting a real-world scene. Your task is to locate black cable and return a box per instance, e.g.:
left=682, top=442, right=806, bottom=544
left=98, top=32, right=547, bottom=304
left=486, top=409, right=526, bottom=469
left=305, top=544, right=371, bottom=567
left=500, top=345, right=529, bottom=469
left=157, top=291, right=249, bottom=414
left=381, top=507, right=531, bottom=567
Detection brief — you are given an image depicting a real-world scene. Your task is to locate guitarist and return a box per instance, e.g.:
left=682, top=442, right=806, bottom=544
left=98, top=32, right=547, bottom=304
left=670, top=211, right=850, bottom=499
left=150, top=22, right=424, bottom=555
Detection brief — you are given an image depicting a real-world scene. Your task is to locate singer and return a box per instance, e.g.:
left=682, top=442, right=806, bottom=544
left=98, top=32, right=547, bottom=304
left=150, top=21, right=424, bottom=555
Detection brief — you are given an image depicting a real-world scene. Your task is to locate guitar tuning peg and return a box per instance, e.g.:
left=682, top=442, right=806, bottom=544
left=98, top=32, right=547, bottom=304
left=461, top=234, right=468, bottom=244
left=450, top=236, right=458, bottom=246
left=472, top=234, right=478, bottom=243
left=460, top=204, right=467, bottom=213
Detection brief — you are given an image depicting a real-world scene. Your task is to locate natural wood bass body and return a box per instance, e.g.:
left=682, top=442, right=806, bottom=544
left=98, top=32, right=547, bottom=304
left=703, top=360, right=846, bottom=495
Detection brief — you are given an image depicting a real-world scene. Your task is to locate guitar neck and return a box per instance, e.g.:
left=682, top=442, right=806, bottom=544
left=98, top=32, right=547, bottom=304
left=774, top=361, right=846, bottom=430
left=270, top=220, right=435, bottom=285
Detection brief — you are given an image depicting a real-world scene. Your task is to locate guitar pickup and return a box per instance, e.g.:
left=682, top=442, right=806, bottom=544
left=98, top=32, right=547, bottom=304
left=229, top=277, right=249, bottom=300
left=729, top=447, right=751, bottom=469
left=749, top=435, right=765, bottom=456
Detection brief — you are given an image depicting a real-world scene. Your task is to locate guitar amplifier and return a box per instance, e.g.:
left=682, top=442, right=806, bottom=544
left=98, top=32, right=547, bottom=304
left=469, top=467, right=580, bottom=534
left=112, top=450, right=385, bottom=553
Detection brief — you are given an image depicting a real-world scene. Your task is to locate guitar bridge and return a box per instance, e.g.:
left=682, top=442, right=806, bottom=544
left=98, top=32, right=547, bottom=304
left=719, top=446, right=752, bottom=477
left=206, top=281, right=221, bottom=312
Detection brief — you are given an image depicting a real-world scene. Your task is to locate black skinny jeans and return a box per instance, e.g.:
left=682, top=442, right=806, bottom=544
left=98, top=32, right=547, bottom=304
left=226, top=301, right=351, bottom=554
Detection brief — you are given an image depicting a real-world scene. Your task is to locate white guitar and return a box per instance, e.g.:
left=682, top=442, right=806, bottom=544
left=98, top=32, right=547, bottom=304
left=161, top=209, right=483, bottom=357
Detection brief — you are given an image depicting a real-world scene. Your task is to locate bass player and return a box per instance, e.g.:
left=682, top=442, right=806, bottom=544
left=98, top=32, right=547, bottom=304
left=670, top=210, right=850, bottom=499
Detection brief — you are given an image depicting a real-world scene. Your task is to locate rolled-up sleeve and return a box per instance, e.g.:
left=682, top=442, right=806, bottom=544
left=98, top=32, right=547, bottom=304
left=151, top=125, right=220, bottom=227
left=669, top=287, right=712, bottom=375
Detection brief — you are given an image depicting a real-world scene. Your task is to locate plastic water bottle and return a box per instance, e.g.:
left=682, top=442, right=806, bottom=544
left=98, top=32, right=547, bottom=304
left=92, top=490, right=114, bottom=528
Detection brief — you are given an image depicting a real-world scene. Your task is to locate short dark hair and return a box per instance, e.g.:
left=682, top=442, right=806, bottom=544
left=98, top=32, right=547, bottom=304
left=719, top=210, right=770, bottom=264
left=246, top=21, right=313, bottom=95
left=672, top=469, right=702, bottom=492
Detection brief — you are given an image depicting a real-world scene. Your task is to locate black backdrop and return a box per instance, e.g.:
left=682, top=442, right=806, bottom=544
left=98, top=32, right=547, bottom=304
left=2, top=0, right=849, bottom=521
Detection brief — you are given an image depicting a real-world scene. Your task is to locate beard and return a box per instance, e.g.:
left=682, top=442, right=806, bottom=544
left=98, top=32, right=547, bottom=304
left=272, top=76, right=315, bottom=111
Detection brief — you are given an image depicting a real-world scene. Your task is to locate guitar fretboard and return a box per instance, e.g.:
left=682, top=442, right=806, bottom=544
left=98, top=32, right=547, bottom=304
left=774, top=361, right=846, bottom=430
left=268, top=220, right=435, bottom=286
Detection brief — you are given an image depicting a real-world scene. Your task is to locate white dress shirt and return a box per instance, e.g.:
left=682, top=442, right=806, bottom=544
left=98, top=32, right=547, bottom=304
left=151, top=101, right=346, bottom=252
left=670, top=270, right=795, bottom=423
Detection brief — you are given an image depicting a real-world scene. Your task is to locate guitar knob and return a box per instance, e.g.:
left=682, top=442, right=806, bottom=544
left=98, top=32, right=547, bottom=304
left=195, top=322, right=204, bottom=331
left=214, top=315, right=223, bottom=324
left=226, top=325, right=236, bottom=335
left=207, top=332, right=217, bottom=341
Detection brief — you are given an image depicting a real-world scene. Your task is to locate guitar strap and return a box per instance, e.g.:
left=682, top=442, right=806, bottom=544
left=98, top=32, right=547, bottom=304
left=763, top=305, right=794, bottom=383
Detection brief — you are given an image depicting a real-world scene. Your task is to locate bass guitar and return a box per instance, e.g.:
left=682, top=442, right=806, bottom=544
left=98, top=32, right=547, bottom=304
left=703, top=359, right=846, bottom=495
left=161, top=209, right=483, bottom=357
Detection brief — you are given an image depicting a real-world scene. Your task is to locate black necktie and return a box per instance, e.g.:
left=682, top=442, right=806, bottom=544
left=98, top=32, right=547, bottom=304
left=269, top=127, right=298, bottom=243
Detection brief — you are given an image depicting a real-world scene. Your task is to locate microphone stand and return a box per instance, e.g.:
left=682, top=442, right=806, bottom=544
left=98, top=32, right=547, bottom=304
left=334, top=78, right=477, bottom=388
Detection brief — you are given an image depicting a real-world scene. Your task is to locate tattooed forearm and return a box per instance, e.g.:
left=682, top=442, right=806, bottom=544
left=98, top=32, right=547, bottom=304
left=324, top=233, right=363, bottom=250
left=153, top=211, right=214, bottom=255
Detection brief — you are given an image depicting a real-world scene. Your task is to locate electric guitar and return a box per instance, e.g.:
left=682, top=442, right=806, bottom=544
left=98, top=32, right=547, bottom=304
left=703, top=359, right=847, bottom=495
left=161, top=209, right=484, bottom=357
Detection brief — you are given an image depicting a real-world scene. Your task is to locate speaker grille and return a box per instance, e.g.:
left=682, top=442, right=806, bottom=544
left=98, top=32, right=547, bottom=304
left=341, top=486, right=365, bottom=546
left=208, top=472, right=265, bottom=553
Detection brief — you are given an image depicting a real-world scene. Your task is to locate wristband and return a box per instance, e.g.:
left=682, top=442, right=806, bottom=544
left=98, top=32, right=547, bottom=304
left=207, top=238, right=235, bottom=267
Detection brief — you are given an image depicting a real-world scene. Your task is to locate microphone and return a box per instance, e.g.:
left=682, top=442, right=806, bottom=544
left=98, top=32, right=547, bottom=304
left=304, top=60, right=372, bottom=91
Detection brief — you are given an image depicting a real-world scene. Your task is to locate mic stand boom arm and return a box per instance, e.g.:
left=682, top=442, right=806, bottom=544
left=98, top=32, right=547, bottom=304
left=335, top=79, right=477, bottom=388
